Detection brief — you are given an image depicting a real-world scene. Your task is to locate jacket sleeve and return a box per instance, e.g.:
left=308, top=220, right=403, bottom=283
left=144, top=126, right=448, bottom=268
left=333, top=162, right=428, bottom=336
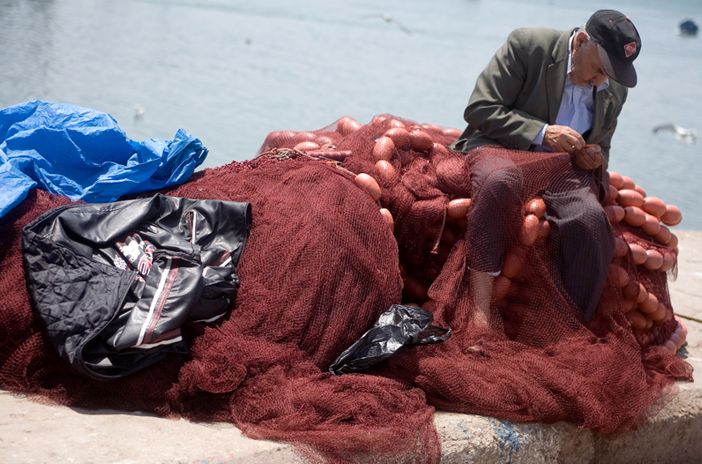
left=599, top=120, right=615, bottom=165
left=464, top=29, right=546, bottom=150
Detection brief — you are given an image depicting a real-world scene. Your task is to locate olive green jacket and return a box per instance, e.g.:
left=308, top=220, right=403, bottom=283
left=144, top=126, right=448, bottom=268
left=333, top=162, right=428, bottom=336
left=454, top=27, right=628, bottom=165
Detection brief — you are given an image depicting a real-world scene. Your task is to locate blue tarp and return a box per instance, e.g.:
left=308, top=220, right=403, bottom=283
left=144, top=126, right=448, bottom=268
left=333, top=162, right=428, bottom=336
left=0, top=100, right=208, bottom=218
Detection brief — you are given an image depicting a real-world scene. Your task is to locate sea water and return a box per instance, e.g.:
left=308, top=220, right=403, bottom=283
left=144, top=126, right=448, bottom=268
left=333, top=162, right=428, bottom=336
left=1, top=0, right=700, bottom=227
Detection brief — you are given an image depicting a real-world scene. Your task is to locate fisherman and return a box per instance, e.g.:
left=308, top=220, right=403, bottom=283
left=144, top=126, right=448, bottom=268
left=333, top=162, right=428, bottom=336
left=452, top=10, right=642, bottom=328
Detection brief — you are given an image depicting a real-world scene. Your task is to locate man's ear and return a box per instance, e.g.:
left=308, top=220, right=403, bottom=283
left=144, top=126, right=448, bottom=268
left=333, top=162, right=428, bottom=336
left=573, top=30, right=589, bottom=50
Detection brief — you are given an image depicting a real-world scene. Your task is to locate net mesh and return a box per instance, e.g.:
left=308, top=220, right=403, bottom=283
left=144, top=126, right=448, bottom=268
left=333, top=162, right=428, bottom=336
left=0, top=114, right=693, bottom=463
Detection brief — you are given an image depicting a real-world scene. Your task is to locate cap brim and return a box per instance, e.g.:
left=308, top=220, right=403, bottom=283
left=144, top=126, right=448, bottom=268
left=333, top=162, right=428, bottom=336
left=596, top=44, right=637, bottom=88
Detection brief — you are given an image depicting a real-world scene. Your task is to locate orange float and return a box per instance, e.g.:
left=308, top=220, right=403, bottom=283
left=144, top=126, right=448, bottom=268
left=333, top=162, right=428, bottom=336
left=643, top=249, right=663, bottom=271
left=649, top=303, right=667, bottom=322
left=622, top=279, right=640, bottom=301
left=408, top=128, right=434, bottom=153
left=371, top=115, right=388, bottom=125
left=374, top=160, right=398, bottom=184
left=502, top=247, right=528, bottom=278
left=353, top=173, right=382, bottom=202
left=628, top=243, right=647, bottom=265
left=314, top=135, right=335, bottom=146
left=660, top=250, right=676, bottom=272
left=642, top=196, right=666, bottom=218
left=525, top=197, right=546, bottom=218
left=520, top=214, right=540, bottom=246
left=338, top=116, right=362, bottom=135
left=621, top=299, right=636, bottom=313
left=388, top=119, right=406, bottom=129
left=613, top=237, right=629, bottom=258
left=617, top=189, right=645, bottom=208
left=293, top=141, right=320, bottom=152
left=430, top=142, right=450, bottom=160
left=639, top=292, right=659, bottom=314
left=604, top=205, right=625, bottom=223
left=492, top=276, right=512, bottom=302
left=608, top=171, right=624, bottom=189
left=636, top=283, right=647, bottom=304
left=661, top=205, right=682, bottom=226
left=634, top=184, right=647, bottom=197
left=654, top=225, right=672, bottom=246
left=623, top=206, right=646, bottom=227
left=606, top=185, right=618, bottom=204
left=620, top=175, right=636, bottom=190
left=537, top=219, right=551, bottom=240
left=447, top=198, right=472, bottom=220
left=372, top=136, right=396, bottom=161
left=379, top=208, right=394, bottom=231
left=384, top=128, right=411, bottom=150
left=607, top=264, right=629, bottom=288
left=641, top=213, right=661, bottom=236
left=626, top=310, right=647, bottom=330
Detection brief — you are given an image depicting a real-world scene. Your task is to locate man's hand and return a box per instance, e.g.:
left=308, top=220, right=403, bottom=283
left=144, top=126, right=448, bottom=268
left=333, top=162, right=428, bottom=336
left=572, top=144, right=604, bottom=170
left=543, top=124, right=586, bottom=153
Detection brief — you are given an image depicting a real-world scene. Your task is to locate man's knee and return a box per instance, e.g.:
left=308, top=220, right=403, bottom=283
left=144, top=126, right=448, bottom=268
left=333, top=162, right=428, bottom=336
left=477, top=166, right=522, bottom=202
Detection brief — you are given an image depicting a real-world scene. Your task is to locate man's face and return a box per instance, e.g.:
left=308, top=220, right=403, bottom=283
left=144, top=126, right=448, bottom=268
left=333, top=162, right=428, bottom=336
left=570, top=33, right=609, bottom=87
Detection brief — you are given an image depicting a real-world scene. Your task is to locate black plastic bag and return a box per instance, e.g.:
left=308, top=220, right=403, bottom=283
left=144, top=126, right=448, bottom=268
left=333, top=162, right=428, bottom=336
left=329, top=304, right=451, bottom=375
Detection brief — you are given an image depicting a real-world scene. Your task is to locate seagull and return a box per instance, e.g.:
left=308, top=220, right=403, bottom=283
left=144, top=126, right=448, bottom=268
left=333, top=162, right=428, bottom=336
left=134, top=104, right=146, bottom=120
left=652, top=123, right=697, bottom=144
left=362, top=14, right=413, bottom=35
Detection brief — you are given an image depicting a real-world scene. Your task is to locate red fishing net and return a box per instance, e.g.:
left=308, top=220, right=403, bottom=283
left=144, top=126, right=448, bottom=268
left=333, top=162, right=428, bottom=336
left=0, top=114, right=693, bottom=463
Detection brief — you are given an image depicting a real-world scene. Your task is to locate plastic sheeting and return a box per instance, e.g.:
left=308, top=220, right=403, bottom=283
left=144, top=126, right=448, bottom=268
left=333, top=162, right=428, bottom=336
left=0, top=100, right=208, bottom=218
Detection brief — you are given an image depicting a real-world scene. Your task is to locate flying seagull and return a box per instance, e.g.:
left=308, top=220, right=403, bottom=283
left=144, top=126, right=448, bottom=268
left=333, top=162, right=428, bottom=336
left=362, top=14, right=413, bottom=35
left=134, top=104, right=146, bottom=121
left=652, top=123, right=697, bottom=144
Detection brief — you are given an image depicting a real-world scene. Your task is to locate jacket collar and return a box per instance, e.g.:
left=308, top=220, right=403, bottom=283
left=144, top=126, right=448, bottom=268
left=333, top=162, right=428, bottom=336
left=545, top=30, right=572, bottom=123
left=590, top=85, right=613, bottom=142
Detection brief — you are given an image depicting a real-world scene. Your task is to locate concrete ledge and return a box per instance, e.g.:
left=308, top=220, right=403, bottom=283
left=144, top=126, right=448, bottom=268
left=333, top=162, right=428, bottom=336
left=0, top=393, right=301, bottom=464
left=2, top=232, right=700, bottom=463
left=435, top=348, right=701, bottom=464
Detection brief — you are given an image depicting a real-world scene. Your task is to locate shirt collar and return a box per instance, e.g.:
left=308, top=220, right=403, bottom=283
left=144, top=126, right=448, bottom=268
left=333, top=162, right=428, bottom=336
left=567, top=30, right=609, bottom=92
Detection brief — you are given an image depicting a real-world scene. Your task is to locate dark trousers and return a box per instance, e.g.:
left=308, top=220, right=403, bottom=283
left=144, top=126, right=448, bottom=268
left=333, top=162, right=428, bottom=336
left=466, top=152, right=613, bottom=320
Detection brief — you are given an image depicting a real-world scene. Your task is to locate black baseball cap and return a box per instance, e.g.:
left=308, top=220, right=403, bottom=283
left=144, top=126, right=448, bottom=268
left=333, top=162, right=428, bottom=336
left=586, top=10, right=641, bottom=88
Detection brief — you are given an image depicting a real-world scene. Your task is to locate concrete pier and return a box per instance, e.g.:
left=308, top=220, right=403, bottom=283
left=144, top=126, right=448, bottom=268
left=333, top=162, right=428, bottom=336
left=2, top=232, right=700, bottom=464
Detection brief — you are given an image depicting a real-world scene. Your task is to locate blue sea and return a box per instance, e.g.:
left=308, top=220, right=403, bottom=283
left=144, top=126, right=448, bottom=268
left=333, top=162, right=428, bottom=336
left=1, top=0, right=701, bottom=227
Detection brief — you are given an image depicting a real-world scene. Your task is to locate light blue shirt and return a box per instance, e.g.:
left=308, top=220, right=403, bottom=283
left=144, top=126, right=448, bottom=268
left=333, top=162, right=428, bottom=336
left=534, top=32, right=609, bottom=145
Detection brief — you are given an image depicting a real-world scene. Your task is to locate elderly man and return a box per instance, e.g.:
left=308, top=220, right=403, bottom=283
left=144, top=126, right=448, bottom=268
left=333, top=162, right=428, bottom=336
left=452, top=10, right=642, bottom=328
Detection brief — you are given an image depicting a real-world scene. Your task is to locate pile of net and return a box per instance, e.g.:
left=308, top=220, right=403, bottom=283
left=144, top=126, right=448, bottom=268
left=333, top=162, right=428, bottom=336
left=0, top=114, right=693, bottom=463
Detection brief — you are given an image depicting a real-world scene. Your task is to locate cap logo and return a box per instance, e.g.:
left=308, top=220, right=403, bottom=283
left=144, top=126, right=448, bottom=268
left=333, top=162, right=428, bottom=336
left=624, top=41, right=637, bottom=58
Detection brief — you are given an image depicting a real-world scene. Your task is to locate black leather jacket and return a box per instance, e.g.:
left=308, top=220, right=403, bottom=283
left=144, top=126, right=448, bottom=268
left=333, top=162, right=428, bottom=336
left=23, top=194, right=251, bottom=379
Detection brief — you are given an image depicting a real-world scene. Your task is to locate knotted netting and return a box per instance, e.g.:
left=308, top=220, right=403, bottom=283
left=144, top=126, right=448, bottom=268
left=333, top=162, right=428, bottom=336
left=0, top=114, right=693, bottom=463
